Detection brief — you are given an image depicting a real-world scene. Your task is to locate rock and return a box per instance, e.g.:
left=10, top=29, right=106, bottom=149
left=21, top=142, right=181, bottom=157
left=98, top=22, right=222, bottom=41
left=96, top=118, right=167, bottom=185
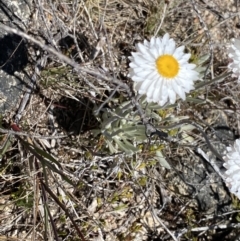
left=0, top=0, right=33, bottom=112
left=164, top=109, right=234, bottom=215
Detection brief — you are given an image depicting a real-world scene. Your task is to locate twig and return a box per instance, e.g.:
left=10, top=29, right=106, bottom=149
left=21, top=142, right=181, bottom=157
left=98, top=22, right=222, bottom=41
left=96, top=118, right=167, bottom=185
left=190, top=0, right=214, bottom=80
left=196, top=147, right=226, bottom=180
left=154, top=2, right=168, bottom=37
left=15, top=56, right=48, bottom=123
left=42, top=181, right=87, bottom=241
left=0, top=127, right=66, bottom=139
left=0, top=23, right=111, bottom=92
left=192, top=222, right=240, bottom=232
left=122, top=156, right=178, bottom=241
left=0, top=24, right=157, bottom=138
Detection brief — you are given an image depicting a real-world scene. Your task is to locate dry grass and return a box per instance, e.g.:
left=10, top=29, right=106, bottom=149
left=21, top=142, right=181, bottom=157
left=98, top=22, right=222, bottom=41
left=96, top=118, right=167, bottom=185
left=1, top=0, right=240, bottom=240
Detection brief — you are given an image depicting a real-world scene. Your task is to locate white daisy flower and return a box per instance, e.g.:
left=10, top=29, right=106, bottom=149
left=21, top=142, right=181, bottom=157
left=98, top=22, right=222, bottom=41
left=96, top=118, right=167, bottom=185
left=228, top=38, right=240, bottom=83
left=223, top=139, right=240, bottom=199
left=129, top=33, right=199, bottom=106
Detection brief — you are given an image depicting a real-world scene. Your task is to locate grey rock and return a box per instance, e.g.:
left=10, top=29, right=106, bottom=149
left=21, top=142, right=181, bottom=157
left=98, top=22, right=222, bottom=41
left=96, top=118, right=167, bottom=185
left=0, top=0, right=33, bottom=113
left=164, top=110, right=234, bottom=215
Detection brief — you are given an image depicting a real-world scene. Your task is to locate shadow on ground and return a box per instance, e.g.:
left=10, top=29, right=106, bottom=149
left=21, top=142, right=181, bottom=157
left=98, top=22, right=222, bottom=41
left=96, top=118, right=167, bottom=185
left=0, top=33, right=28, bottom=75
left=53, top=96, right=98, bottom=135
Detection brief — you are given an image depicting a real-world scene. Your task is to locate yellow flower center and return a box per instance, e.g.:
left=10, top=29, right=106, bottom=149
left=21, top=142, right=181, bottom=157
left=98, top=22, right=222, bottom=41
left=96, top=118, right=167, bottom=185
left=156, top=54, right=179, bottom=78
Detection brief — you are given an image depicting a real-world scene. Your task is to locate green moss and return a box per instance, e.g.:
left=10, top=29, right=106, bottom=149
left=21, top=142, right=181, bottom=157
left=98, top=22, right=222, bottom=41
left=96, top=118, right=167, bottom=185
left=130, top=222, right=142, bottom=233
left=168, top=128, right=178, bottom=137
left=232, top=196, right=240, bottom=222
left=91, top=165, right=98, bottom=170
left=40, top=66, right=77, bottom=88
left=138, top=176, right=147, bottom=186
left=158, top=109, right=168, bottom=119
left=145, top=4, right=165, bottom=35
left=59, top=214, right=67, bottom=223
left=118, top=222, right=142, bottom=241
left=11, top=185, right=33, bottom=209
left=181, top=208, right=199, bottom=240
left=77, top=181, right=86, bottom=190
left=114, top=203, right=128, bottom=211
left=110, top=193, right=120, bottom=203
left=149, top=144, right=165, bottom=152
left=109, top=186, right=133, bottom=203
left=84, top=151, right=93, bottom=160
left=97, top=197, right=102, bottom=206
left=147, top=159, right=157, bottom=167
left=185, top=208, right=196, bottom=225
left=117, top=171, right=123, bottom=180
left=121, top=187, right=133, bottom=199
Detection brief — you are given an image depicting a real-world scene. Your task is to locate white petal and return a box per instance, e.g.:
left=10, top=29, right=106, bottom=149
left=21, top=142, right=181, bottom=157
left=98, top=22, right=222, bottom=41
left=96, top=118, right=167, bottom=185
left=128, top=33, right=199, bottom=106
left=228, top=38, right=240, bottom=81
left=173, top=46, right=185, bottom=59
left=164, top=40, right=176, bottom=54
left=171, top=82, right=185, bottom=99
left=223, top=138, right=240, bottom=200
